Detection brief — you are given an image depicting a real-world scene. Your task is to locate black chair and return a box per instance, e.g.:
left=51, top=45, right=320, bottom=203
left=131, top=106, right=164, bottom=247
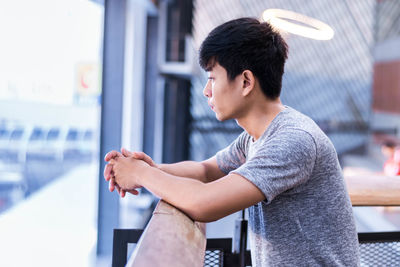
left=112, top=229, right=143, bottom=267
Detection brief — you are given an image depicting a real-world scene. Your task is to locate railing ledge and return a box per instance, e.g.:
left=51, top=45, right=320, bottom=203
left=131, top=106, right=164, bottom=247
left=345, top=173, right=400, bottom=206
left=127, top=200, right=206, bottom=267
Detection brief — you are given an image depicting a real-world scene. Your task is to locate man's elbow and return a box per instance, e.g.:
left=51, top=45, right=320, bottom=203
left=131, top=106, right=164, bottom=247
left=186, top=210, right=220, bottom=223
left=183, top=199, right=222, bottom=223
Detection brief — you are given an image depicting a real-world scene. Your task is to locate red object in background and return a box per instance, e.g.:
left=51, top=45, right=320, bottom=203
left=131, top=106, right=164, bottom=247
left=373, top=60, right=400, bottom=114
left=383, top=149, right=400, bottom=176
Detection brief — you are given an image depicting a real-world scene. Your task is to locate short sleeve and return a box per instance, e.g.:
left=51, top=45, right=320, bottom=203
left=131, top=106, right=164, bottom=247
left=216, top=131, right=249, bottom=174
left=232, top=129, right=317, bottom=204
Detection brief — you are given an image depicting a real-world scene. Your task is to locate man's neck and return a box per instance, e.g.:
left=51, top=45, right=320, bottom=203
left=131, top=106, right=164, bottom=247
left=236, top=99, right=285, bottom=141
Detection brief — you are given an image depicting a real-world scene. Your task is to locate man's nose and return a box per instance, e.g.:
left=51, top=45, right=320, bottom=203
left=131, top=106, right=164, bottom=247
left=203, top=80, right=212, bottom=98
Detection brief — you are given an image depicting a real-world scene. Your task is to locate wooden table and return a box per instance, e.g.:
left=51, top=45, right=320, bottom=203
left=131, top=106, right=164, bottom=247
left=345, top=174, right=400, bottom=206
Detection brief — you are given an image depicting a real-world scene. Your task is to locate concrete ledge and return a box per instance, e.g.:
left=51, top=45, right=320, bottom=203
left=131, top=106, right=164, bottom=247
left=127, top=200, right=206, bottom=267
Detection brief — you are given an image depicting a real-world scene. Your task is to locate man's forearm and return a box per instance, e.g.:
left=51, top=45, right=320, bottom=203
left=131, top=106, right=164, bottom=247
left=157, top=157, right=225, bottom=183
left=138, top=165, right=233, bottom=222
left=136, top=164, right=264, bottom=223
left=158, top=161, right=209, bottom=182
left=140, top=166, right=207, bottom=220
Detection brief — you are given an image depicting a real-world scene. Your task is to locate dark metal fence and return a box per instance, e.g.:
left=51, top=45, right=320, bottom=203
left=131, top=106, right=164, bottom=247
left=112, top=229, right=400, bottom=267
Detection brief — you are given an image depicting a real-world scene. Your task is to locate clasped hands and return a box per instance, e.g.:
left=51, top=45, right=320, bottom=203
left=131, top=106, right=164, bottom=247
left=103, top=148, right=157, bottom=197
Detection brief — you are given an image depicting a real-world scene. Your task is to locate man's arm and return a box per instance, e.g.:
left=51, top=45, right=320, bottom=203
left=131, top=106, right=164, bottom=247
left=109, top=156, right=265, bottom=222
left=158, top=156, right=226, bottom=183
left=105, top=149, right=225, bottom=183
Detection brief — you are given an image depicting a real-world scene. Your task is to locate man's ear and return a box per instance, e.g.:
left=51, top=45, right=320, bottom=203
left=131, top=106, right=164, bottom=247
left=242, top=70, right=255, bottom=96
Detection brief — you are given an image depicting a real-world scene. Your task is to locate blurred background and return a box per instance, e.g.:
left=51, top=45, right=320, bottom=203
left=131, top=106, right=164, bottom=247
left=0, top=0, right=399, bottom=266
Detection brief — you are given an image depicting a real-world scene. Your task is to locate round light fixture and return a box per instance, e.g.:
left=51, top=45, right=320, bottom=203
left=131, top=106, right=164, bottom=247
left=262, top=9, right=334, bottom=40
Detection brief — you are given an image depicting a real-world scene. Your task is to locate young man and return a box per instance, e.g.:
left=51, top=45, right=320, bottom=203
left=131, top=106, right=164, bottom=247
left=104, top=18, right=360, bottom=266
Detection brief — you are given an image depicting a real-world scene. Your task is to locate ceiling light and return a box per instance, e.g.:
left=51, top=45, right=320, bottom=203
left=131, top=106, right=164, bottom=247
left=262, top=9, right=334, bottom=40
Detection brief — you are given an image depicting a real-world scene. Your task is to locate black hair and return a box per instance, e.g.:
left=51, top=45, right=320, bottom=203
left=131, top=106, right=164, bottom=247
left=199, top=17, right=288, bottom=99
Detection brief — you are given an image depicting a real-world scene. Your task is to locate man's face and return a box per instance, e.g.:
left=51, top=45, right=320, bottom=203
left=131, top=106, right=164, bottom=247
left=203, top=63, right=244, bottom=121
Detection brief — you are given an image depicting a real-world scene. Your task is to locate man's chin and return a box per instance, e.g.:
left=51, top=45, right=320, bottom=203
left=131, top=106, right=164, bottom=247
left=215, top=113, right=229, bottom=122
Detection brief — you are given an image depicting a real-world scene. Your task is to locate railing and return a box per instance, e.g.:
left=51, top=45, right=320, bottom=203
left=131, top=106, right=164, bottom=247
left=126, top=200, right=206, bottom=267
left=345, top=174, right=400, bottom=206
left=345, top=174, right=400, bottom=265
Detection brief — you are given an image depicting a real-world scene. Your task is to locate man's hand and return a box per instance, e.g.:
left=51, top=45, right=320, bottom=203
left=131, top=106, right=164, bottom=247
left=104, top=150, right=122, bottom=182
left=104, top=150, right=139, bottom=197
left=121, top=148, right=158, bottom=168
left=109, top=156, right=150, bottom=191
left=104, top=148, right=157, bottom=197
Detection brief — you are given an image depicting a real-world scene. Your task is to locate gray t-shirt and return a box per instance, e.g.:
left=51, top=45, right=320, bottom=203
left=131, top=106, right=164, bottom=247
left=216, top=106, right=360, bottom=267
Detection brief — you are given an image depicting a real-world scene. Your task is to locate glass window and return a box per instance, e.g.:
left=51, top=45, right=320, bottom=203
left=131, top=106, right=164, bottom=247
left=0, top=0, right=104, bottom=266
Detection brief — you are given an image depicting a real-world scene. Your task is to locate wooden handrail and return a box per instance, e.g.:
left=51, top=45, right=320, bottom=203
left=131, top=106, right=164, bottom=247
left=345, top=174, right=400, bottom=206
left=127, top=200, right=206, bottom=267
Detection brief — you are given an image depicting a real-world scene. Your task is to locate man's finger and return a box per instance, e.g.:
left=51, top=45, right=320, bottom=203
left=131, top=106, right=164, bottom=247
left=132, top=151, right=145, bottom=159
left=104, top=163, right=113, bottom=181
left=104, top=151, right=117, bottom=161
left=109, top=179, right=115, bottom=192
left=127, top=189, right=139, bottom=195
left=121, top=147, right=133, bottom=157
left=132, top=151, right=155, bottom=167
left=104, top=150, right=123, bottom=162
left=142, top=153, right=154, bottom=166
